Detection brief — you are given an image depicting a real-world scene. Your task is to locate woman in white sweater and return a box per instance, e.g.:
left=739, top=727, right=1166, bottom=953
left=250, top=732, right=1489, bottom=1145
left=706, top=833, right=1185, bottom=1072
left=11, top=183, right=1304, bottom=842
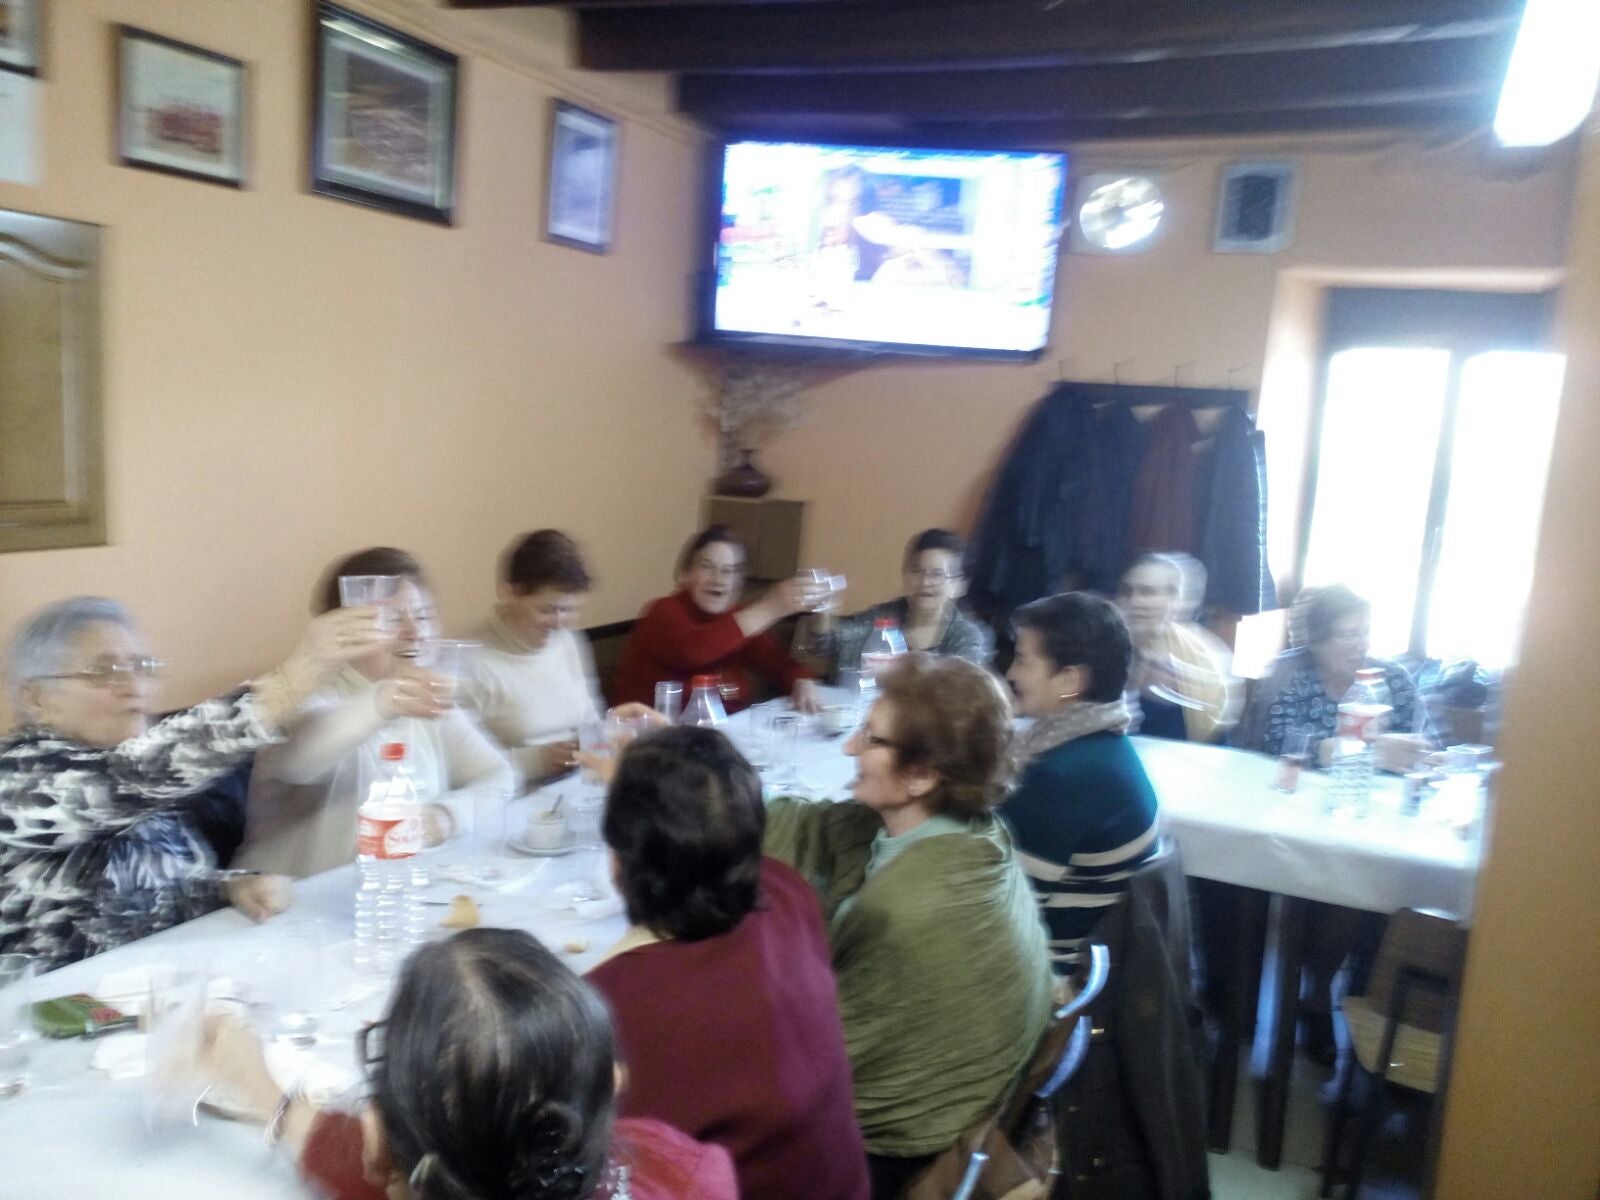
left=237, top=548, right=516, bottom=879
left=458, top=530, right=605, bottom=783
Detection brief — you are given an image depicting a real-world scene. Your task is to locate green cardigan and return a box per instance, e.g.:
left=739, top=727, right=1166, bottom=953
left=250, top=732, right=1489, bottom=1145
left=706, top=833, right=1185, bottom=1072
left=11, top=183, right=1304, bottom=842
left=764, top=797, right=1053, bottom=1157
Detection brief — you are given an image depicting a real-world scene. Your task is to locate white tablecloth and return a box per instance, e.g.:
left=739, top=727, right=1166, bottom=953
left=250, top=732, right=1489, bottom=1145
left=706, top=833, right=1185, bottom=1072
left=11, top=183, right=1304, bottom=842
left=0, top=703, right=1478, bottom=1196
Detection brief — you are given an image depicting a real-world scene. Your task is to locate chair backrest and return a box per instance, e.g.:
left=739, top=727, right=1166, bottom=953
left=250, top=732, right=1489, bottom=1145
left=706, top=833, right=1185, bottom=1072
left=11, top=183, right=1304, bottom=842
left=1362, top=907, right=1468, bottom=1033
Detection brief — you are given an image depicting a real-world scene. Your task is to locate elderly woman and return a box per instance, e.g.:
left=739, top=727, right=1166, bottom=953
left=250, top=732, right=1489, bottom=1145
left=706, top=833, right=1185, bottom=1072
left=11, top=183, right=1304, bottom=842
left=798, top=528, right=992, bottom=680
left=199, top=929, right=736, bottom=1200
left=588, top=726, right=869, bottom=1200
left=237, top=547, right=516, bottom=879
left=0, top=596, right=379, bottom=968
left=459, top=530, right=604, bottom=782
left=1001, top=593, right=1161, bottom=973
left=611, top=525, right=819, bottom=714
left=1234, top=583, right=1426, bottom=761
left=762, top=655, right=1052, bottom=1198
left=1116, top=553, right=1237, bottom=742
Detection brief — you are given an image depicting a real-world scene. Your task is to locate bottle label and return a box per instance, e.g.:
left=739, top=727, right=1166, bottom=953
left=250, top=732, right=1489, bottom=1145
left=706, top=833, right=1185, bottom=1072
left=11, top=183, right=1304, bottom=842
left=1336, top=703, right=1391, bottom=744
left=358, top=812, right=422, bottom=860
left=862, top=652, right=896, bottom=677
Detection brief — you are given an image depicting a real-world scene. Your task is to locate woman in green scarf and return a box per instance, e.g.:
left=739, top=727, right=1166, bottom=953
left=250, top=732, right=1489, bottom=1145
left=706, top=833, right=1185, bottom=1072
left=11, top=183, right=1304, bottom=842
left=764, top=655, right=1052, bottom=1199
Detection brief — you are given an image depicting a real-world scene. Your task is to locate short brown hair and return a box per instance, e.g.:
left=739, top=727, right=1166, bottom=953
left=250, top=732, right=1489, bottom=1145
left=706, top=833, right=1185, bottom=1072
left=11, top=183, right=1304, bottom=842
left=501, top=529, right=592, bottom=595
left=316, top=546, right=427, bottom=614
left=877, top=654, right=1015, bottom=816
left=676, top=524, right=746, bottom=576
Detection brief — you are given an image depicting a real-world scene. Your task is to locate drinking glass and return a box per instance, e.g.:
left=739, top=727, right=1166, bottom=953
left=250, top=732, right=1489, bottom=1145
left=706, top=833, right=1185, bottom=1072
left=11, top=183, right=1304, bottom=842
left=743, top=708, right=775, bottom=769
left=798, top=569, right=847, bottom=613
left=567, top=792, right=607, bottom=902
left=769, top=713, right=801, bottom=788
left=424, top=639, right=478, bottom=708
left=1272, top=730, right=1313, bottom=795
left=143, top=967, right=209, bottom=1129
left=654, top=681, right=683, bottom=723
left=473, top=786, right=509, bottom=883
left=578, top=717, right=612, bottom=784
left=0, top=954, right=34, bottom=1098
left=273, top=918, right=324, bottom=1047
left=340, top=574, right=402, bottom=632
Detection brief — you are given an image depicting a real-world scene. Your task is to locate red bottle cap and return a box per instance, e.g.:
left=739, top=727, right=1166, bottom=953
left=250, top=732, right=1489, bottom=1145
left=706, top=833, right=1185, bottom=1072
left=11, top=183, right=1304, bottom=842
left=874, top=617, right=897, bottom=629
left=690, top=674, right=719, bottom=690
left=380, top=742, right=406, bottom=762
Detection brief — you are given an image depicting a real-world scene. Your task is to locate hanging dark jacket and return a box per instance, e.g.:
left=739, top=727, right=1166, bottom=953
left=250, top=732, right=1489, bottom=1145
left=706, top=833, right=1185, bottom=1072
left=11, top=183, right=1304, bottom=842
left=966, top=386, right=1121, bottom=641
left=1128, top=403, right=1202, bottom=557
left=1195, top=405, right=1274, bottom=615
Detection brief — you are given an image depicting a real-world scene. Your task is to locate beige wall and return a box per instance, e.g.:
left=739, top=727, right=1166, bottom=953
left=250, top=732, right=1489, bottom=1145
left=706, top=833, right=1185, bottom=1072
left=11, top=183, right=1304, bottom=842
left=1436, top=117, right=1600, bottom=1200
left=0, top=1, right=714, bottom=717
left=761, top=136, right=1574, bottom=603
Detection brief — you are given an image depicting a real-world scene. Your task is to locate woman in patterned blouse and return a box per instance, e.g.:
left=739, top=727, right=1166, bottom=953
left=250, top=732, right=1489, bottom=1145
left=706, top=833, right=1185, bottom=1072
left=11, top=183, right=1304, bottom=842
left=0, top=596, right=383, bottom=969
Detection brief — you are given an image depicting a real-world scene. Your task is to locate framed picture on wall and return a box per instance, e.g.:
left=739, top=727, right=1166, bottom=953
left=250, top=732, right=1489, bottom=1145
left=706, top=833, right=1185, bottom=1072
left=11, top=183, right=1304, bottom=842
left=311, top=2, right=457, bottom=225
left=0, top=0, right=42, bottom=77
left=544, top=100, right=618, bottom=254
left=117, top=27, right=246, bottom=188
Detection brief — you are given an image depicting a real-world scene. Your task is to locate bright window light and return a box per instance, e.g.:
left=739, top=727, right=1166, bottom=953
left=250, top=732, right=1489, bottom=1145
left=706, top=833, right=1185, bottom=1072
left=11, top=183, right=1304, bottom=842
left=1494, top=0, right=1600, bottom=148
left=1426, top=351, right=1565, bottom=668
left=1303, top=348, right=1451, bottom=658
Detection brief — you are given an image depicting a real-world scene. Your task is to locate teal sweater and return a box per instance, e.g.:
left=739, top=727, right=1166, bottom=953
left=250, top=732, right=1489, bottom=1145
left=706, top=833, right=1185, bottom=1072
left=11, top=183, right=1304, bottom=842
left=999, top=731, right=1160, bottom=968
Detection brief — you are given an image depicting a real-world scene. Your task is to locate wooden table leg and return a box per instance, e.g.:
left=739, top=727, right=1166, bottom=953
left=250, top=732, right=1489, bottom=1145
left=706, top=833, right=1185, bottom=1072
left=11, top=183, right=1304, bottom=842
left=1256, top=894, right=1309, bottom=1169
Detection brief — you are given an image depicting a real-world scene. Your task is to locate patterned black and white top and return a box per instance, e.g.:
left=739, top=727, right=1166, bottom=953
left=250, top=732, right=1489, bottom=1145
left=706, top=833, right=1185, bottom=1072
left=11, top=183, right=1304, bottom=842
left=1237, top=648, right=1423, bottom=759
left=798, top=597, right=993, bottom=683
left=0, top=690, right=276, bottom=970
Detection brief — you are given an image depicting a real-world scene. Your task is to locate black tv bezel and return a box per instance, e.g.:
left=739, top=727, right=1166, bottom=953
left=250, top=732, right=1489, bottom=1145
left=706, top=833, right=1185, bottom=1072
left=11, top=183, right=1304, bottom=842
left=692, top=137, right=1068, bottom=364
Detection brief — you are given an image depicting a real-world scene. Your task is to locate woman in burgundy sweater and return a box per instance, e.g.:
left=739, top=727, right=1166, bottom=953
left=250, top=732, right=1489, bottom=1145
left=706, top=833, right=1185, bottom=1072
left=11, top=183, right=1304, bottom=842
left=588, top=726, right=870, bottom=1200
left=198, top=929, right=735, bottom=1200
left=611, top=525, right=819, bottom=714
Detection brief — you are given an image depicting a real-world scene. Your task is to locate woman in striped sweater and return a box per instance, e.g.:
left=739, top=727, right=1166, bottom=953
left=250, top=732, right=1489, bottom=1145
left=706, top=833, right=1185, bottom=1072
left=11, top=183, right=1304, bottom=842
left=1000, top=592, right=1160, bottom=975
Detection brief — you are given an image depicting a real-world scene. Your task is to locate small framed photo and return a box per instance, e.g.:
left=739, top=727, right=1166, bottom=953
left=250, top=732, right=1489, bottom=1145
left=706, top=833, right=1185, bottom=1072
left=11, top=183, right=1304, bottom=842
left=0, top=0, right=42, bottom=77
left=117, top=27, right=246, bottom=188
left=544, top=100, right=618, bottom=254
left=312, top=2, right=457, bottom=225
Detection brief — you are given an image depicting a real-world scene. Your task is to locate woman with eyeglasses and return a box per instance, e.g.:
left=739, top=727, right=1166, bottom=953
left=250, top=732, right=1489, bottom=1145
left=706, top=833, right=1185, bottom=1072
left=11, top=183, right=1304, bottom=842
left=237, top=547, right=516, bottom=879
left=762, top=654, right=1052, bottom=1198
left=0, top=595, right=383, bottom=968
left=797, top=528, right=992, bottom=681
left=611, top=525, right=819, bottom=714
left=198, top=929, right=737, bottom=1200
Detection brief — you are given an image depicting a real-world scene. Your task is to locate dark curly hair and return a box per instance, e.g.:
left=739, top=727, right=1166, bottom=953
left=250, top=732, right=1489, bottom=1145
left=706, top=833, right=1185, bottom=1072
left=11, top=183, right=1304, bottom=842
left=502, top=530, right=592, bottom=595
left=375, top=929, right=615, bottom=1200
left=875, top=654, right=1016, bottom=816
left=603, top=725, right=765, bottom=942
left=1012, top=592, right=1132, bottom=703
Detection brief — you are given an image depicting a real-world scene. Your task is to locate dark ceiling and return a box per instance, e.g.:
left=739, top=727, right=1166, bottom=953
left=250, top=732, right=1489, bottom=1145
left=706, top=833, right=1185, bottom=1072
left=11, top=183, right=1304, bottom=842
left=447, top=0, right=1523, bottom=145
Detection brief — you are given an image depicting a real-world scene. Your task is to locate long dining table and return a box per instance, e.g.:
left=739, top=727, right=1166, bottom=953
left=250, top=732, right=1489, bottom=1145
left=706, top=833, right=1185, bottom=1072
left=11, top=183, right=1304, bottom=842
left=0, top=698, right=1480, bottom=1195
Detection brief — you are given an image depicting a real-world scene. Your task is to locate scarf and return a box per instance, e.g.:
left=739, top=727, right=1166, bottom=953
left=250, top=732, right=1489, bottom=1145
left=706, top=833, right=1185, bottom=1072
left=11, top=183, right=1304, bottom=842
left=1013, top=698, right=1132, bottom=762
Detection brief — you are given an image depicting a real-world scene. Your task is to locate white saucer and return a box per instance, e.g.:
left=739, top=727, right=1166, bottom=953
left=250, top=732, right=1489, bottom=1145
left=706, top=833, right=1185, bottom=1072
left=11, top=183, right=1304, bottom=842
left=507, top=834, right=575, bottom=857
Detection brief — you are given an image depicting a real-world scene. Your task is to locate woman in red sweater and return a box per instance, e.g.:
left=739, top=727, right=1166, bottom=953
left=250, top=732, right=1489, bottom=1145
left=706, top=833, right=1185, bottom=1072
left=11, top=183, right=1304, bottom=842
left=611, top=525, right=819, bottom=714
left=199, top=929, right=735, bottom=1200
left=588, top=726, right=870, bottom=1200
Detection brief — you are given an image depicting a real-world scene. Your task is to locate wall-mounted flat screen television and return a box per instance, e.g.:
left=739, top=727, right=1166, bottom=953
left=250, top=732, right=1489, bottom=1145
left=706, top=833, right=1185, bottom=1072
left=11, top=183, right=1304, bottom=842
left=702, top=140, right=1068, bottom=360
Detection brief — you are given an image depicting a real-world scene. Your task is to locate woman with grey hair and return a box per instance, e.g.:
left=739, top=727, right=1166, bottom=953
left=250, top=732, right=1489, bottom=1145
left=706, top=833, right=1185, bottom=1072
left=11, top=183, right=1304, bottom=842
left=0, top=596, right=383, bottom=968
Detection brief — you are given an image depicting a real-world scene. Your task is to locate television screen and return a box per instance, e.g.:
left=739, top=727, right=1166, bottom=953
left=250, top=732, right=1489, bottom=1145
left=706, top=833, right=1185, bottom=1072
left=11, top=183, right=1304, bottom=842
left=705, top=140, right=1068, bottom=359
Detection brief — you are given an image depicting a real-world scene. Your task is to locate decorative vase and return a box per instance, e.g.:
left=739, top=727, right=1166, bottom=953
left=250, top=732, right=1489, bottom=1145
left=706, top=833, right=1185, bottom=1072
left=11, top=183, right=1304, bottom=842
left=713, top=448, right=772, bottom=498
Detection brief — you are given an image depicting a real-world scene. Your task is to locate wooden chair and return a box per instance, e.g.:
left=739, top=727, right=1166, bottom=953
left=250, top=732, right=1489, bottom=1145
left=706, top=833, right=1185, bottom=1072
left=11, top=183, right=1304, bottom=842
left=1319, top=907, right=1468, bottom=1199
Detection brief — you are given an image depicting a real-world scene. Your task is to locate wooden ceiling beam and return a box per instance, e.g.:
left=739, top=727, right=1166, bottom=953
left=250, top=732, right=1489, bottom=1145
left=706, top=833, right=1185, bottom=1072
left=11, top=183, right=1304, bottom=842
left=557, top=0, right=1520, bottom=73
left=676, top=35, right=1514, bottom=121
left=711, top=97, right=1501, bottom=147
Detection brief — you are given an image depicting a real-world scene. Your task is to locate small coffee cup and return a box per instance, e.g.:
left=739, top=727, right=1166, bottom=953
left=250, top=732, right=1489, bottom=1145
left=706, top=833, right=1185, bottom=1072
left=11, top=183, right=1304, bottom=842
left=821, top=704, right=855, bottom=735
left=526, top=811, right=569, bottom=851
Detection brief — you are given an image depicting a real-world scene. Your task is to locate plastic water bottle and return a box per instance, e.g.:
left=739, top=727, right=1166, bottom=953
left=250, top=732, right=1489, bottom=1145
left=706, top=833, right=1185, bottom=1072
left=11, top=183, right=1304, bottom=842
left=857, top=618, right=908, bottom=709
left=355, top=741, right=425, bottom=975
left=680, top=674, right=728, bottom=728
left=1327, top=668, right=1393, bottom=818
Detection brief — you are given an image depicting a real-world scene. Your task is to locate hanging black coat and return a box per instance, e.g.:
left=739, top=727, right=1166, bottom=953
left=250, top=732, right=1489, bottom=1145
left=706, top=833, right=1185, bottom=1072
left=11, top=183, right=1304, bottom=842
left=966, top=385, right=1122, bottom=639
left=1195, top=404, right=1274, bottom=615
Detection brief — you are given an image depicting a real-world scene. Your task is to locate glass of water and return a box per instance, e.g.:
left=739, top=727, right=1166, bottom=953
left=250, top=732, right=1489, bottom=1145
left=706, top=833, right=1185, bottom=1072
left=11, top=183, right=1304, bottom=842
left=339, top=574, right=402, bottom=632
left=769, top=713, right=801, bottom=789
left=654, top=681, right=683, bottom=724
left=0, top=954, right=34, bottom=1098
left=273, top=918, right=324, bottom=1047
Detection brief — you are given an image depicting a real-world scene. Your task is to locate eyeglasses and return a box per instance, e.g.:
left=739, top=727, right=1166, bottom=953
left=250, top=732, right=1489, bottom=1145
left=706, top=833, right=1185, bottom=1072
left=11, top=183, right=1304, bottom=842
left=859, top=730, right=897, bottom=750
left=906, top=569, right=957, bottom=584
left=38, top=657, right=163, bottom=686
left=694, top=560, right=745, bottom=581
left=357, top=1020, right=386, bottom=1076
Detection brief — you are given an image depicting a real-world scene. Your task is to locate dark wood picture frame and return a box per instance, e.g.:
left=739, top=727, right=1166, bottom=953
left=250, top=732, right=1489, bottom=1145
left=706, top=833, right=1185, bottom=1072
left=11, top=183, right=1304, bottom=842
left=544, top=99, right=619, bottom=254
left=311, top=2, right=458, bottom=226
left=0, top=0, right=42, bottom=78
left=116, top=26, right=247, bottom=189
